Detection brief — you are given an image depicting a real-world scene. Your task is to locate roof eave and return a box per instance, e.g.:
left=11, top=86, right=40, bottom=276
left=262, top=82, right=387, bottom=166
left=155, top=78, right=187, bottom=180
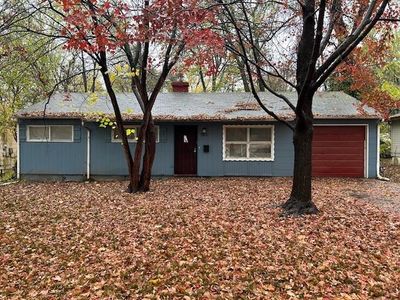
left=16, top=112, right=381, bottom=122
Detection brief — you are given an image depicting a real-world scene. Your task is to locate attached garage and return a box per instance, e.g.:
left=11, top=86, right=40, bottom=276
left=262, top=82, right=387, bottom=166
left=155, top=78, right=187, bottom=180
left=312, top=125, right=366, bottom=177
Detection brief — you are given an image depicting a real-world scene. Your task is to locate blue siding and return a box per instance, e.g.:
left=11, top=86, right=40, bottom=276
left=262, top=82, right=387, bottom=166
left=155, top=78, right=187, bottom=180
left=19, top=119, right=86, bottom=177
left=18, top=119, right=379, bottom=179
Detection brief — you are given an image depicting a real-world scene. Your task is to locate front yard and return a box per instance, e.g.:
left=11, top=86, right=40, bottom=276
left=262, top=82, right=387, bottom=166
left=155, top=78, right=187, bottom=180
left=1, top=178, right=399, bottom=299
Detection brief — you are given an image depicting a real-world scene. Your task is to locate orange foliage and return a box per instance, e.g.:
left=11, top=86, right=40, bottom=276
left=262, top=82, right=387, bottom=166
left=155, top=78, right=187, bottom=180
left=334, top=33, right=399, bottom=120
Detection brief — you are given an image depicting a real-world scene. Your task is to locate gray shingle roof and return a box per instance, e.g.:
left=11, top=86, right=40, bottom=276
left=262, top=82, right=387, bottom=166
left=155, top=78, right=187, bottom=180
left=16, top=91, right=379, bottom=121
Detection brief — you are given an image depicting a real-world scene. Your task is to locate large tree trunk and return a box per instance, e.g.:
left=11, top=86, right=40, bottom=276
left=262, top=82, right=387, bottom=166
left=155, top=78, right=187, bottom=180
left=130, top=123, right=145, bottom=192
left=130, top=105, right=154, bottom=192
left=139, top=117, right=156, bottom=191
left=100, top=67, right=135, bottom=192
left=282, top=114, right=318, bottom=215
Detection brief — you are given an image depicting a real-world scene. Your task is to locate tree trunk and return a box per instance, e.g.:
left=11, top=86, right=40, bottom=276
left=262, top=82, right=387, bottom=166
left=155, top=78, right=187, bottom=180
left=235, top=56, right=250, bottom=92
left=199, top=69, right=207, bottom=92
left=91, top=61, right=97, bottom=92
left=211, top=75, right=217, bottom=92
left=282, top=115, right=318, bottom=215
left=139, top=117, right=156, bottom=191
left=130, top=123, right=145, bottom=192
left=130, top=105, right=153, bottom=192
left=100, top=67, right=135, bottom=192
left=81, top=51, right=88, bottom=92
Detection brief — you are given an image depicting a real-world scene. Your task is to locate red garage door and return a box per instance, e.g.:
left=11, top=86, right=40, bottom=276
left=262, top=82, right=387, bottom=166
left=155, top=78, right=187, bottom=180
left=312, top=126, right=366, bottom=177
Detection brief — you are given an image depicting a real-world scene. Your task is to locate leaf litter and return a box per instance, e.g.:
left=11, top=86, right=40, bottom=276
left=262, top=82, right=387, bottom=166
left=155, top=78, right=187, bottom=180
left=0, top=177, right=399, bottom=299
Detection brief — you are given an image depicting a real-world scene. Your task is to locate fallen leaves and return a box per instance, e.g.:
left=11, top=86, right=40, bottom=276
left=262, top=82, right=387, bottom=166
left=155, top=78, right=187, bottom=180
left=0, top=178, right=399, bottom=299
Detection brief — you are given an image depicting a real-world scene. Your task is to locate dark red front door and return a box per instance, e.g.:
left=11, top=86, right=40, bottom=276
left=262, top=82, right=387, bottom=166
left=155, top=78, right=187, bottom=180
left=174, top=126, right=197, bottom=175
left=312, top=126, right=366, bottom=177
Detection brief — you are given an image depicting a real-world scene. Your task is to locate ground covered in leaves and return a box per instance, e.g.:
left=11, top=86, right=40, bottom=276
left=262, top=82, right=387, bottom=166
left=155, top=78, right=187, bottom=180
left=381, top=158, right=400, bottom=183
left=1, top=178, right=399, bottom=299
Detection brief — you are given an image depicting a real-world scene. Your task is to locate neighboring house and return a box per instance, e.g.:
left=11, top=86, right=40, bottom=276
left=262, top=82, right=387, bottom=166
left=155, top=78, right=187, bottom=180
left=15, top=83, right=380, bottom=180
left=0, top=129, right=17, bottom=176
left=390, top=113, right=400, bottom=164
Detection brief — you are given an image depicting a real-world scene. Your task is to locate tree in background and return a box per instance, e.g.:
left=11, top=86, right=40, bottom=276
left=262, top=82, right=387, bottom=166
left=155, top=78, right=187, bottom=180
left=329, top=30, right=399, bottom=118
left=219, top=0, right=398, bottom=214
left=0, top=0, right=29, bottom=38
left=185, top=50, right=244, bottom=92
left=0, top=1, right=98, bottom=139
left=187, top=3, right=293, bottom=93
left=0, top=27, right=61, bottom=138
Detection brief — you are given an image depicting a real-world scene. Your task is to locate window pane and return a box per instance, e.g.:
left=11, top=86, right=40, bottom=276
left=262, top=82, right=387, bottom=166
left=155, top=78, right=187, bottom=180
left=225, top=143, right=247, bottom=158
left=250, top=127, right=271, bottom=141
left=50, top=126, right=73, bottom=141
left=226, top=127, right=247, bottom=142
left=249, top=144, right=271, bottom=158
left=29, top=126, right=49, bottom=141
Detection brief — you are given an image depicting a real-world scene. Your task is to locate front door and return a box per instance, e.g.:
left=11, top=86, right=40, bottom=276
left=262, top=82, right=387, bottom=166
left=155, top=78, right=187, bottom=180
left=174, top=126, right=197, bottom=175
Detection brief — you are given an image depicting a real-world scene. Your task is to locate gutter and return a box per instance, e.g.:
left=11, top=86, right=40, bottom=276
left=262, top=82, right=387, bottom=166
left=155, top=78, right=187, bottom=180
left=376, top=121, right=389, bottom=181
left=82, top=121, right=91, bottom=180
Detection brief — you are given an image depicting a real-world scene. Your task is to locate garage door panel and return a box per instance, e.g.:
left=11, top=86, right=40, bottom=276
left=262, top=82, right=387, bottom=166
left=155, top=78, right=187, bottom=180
left=313, top=166, right=364, bottom=172
left=313, top=154, right=364, bottom=161
left=313, top=167, right=364, bottom=176
left=312, top=169, right=363, bottom=177
left=314, top=127, right=365, bottom=136
left=312, top=126, right=365, bottom=177
left=313, top=141, right=364, bottom=148
left=314, top=133, right=365, bottom=141
left=313, top=147, right=364, bottom=155
left=313, top=161, right=364, bottom=168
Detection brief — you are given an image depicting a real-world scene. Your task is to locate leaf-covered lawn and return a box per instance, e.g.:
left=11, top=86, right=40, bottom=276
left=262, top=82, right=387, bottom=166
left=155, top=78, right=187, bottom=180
left=1, top=178, right=399, bottom=299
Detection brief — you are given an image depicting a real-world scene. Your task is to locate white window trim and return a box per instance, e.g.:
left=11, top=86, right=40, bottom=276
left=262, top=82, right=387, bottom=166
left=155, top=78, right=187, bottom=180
left=111, top=125, right=160, bottom=143
left=27, top=125, right=74, bottom=143
left=223, top=125, right=275, bottom=161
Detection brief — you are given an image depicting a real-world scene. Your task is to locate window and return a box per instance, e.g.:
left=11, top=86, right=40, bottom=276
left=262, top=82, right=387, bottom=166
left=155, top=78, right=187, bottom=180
left=111, top=125, right=160, bottom=143
left=223, top=125, right=274, bottom=161
left=27, top=125, right=74, bottom=142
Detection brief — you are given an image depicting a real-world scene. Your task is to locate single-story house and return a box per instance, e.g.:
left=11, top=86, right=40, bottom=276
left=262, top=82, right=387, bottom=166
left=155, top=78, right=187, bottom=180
left=15, top=84, right=381, bottom=180
left=390, top=113, right=400, bottom=164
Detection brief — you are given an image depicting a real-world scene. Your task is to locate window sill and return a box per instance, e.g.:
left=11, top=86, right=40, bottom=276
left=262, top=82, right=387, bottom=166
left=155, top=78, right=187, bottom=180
left=223, top=158, right=274, bottom=162
left=26, top=140, right=74, bottom=143
left=111, top=140, right=160, bottom=144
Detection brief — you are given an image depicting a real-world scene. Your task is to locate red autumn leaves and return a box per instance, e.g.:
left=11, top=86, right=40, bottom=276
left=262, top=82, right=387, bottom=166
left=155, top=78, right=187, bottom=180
left=0, top=178, right=399, bottom=298
left=59, top=0, right=224, bottom=72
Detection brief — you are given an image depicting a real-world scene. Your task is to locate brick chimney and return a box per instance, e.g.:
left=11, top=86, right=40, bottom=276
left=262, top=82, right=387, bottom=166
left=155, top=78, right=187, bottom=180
left=171, top=81, right=189, bottom=93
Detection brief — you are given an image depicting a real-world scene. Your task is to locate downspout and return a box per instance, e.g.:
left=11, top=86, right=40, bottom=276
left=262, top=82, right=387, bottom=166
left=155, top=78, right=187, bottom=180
left=376, top=121, right=389, bottom=181
left=16, top=122, right=20, bottom=180
left=82, top=121, right=91, bottom=180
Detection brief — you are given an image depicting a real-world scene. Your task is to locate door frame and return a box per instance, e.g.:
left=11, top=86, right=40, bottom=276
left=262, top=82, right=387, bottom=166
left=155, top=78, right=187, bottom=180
left=174, top=125, right=198, bottom=176
left=313, top=124, right=368, bottom=178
